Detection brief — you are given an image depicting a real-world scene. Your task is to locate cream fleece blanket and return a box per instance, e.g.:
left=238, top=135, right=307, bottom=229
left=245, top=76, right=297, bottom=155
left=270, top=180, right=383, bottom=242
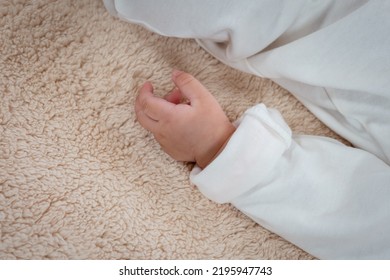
left=1, top=0, right=347, bottom=259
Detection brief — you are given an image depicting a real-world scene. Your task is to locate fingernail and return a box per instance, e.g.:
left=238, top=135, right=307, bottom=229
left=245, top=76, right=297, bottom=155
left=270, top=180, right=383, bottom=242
left=172, top=69, right=183, bottom=79
left=141, top=81, right=153, bottom=92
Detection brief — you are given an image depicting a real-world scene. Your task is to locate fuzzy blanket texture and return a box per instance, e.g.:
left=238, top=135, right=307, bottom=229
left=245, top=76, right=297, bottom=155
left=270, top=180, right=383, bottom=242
left=1, top=0, right=346, bottom=259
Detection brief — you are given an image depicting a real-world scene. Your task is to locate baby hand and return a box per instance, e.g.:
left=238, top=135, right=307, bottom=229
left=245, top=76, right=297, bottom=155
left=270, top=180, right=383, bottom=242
left=135, top=70, right=235, bottom=168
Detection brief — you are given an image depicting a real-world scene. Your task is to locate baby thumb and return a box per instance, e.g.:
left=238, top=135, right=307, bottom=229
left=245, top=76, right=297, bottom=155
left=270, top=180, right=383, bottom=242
left=171, top=70, right=210, bottom=104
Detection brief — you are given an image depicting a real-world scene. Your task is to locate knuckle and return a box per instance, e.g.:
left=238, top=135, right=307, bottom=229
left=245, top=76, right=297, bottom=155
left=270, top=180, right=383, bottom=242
left=154, top=130, right=165, bottom=141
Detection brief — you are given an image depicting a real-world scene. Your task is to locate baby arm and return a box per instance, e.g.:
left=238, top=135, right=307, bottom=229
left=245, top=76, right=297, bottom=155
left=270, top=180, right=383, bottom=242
left=135, top=70, right=236, bottom=168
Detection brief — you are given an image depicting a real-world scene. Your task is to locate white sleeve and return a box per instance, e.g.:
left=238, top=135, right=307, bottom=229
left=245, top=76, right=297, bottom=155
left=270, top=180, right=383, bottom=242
left=103, top=0, right=305, bottom=58
left=191, top=104, right=390, bottom=259
left=103, top=0, right=369, bottom=75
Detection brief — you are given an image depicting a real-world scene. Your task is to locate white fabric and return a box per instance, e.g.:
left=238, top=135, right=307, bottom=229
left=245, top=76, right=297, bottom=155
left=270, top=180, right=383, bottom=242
left=104, top=0, right=390, bottom=259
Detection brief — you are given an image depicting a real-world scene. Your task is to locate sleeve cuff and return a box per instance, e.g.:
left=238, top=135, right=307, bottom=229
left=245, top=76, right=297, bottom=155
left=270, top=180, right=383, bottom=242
left=190, top=103, right=292, bottom=203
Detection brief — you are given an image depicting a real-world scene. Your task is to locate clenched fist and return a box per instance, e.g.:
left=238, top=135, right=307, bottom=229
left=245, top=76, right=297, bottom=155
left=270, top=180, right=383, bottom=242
left=135, top=70, right=235, bottom=168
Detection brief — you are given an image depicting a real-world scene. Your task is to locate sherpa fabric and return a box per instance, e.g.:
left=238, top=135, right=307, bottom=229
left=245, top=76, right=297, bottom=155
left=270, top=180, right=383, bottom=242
left=1, top=0, right=346, bottom=259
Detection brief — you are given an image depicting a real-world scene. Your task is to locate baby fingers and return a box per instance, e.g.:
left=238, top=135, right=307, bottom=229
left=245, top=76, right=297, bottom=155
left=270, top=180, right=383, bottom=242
left=135, top=82, right=175, bottom=131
